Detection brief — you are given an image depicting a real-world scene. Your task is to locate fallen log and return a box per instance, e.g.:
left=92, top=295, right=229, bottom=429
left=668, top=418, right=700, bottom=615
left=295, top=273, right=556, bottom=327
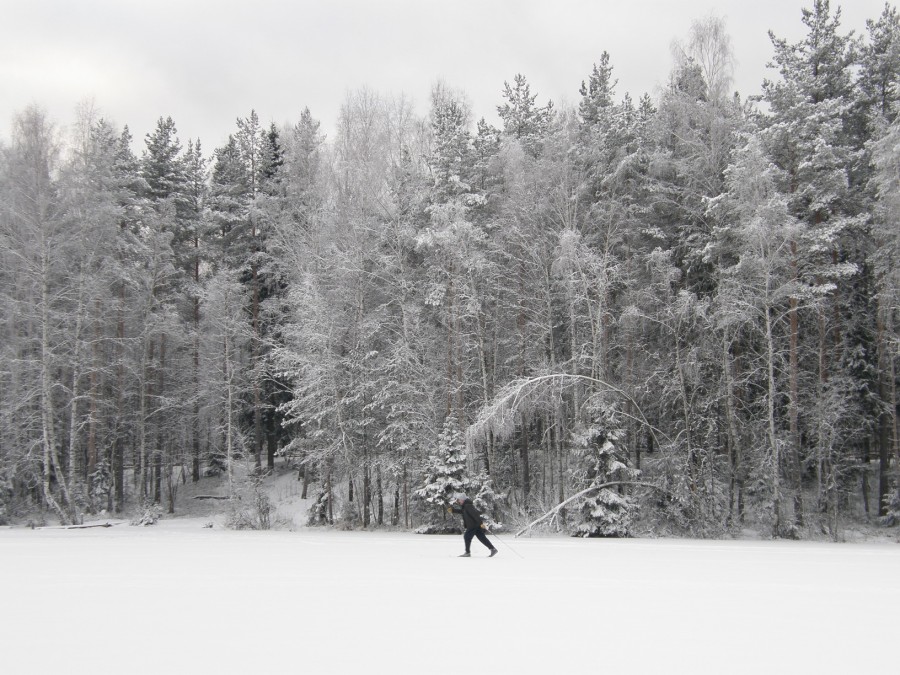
left=192, top=495, right=231, bottom=500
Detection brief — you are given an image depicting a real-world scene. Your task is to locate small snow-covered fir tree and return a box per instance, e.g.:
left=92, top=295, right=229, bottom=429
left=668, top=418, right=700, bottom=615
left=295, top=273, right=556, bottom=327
left=570, top=406, right=639, bottom=538
left=471, top=472, right=507, bottom=532
left=88, top=458, right=111, bottom=512
left=413, top=417, right=476, bottom=533
left=131, top=501, right=162, bottom=527
left=881, top=488, right=900, bottom=527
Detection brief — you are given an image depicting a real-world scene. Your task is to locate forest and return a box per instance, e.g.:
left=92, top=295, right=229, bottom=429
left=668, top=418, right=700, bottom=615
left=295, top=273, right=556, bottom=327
left=1, top=0, right=898, bottom=540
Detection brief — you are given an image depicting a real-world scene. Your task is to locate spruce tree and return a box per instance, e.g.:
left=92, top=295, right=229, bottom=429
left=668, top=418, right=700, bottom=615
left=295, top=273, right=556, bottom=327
left=570, top=410, right=638, bottom=538
left=413, top=417, right=476, bottom=533
left=285, top=107, right=324, bottom=218
left=142, top=116, right=187, bottom=207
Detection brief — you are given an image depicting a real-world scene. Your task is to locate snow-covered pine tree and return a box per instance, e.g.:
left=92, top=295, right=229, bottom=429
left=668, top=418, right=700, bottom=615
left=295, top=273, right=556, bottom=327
left=471, top=117, right=502, bottom=194
left=413, top=417, right=476, bottom=533
left=861, top=5, right=900, bottom=522
left=429, top=84, right=473, bottom=200
left=88, top=458, right=111, bottom=510
left=142, top=116, right=186, bottom=205
left=284, top=107, right=323, bottom=210
left=570, top=405, right=639, bottom=537
left=760, top=0, right=866, bottom=531
left=860, top=4, right=900, bottom=124
left=471, top=472, right=507, bottom=532
left=578, top=51, right=616, bottom=127
left=497, top=73, right=554, bottom=157
left=869, top=116, right=900, bottom=519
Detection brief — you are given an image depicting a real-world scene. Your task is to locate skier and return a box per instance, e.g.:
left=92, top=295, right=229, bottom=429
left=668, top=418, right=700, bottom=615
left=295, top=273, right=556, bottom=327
left=449, top=493, right=498, bottom=557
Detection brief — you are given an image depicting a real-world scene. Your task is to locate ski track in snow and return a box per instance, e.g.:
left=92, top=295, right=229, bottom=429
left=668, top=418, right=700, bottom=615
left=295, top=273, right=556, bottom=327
left=1, top=523, right=897, bottom=675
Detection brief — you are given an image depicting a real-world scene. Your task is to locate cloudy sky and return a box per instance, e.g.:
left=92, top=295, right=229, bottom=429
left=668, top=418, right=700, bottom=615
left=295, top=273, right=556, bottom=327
left=0, top=0, right=889, bottom=149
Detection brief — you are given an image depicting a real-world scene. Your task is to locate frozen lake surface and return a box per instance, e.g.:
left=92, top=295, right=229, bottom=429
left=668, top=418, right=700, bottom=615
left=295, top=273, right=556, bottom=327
left=1, top=521, right=897, bottom=674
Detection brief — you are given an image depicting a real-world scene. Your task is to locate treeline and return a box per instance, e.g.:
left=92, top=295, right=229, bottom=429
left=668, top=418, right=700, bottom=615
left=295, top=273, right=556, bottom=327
left=1, top=1, right=898, bottom=538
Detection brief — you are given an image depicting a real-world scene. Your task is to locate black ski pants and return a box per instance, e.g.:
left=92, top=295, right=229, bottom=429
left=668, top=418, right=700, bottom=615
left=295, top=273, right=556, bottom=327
left=464, top=527, right=494, bottom=552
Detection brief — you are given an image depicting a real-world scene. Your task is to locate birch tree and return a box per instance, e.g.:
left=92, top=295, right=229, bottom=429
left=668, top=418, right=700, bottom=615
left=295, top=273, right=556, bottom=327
left=0, top=107, right=75, bottom=523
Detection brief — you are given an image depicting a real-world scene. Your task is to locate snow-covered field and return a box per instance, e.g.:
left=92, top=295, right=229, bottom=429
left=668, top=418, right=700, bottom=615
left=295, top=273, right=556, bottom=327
left=1, top=521, right=897, bottom=675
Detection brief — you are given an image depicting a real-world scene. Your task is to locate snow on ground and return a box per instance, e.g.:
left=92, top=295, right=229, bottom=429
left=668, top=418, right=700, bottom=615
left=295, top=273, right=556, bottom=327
left=1, top=521, right=898, bottom=675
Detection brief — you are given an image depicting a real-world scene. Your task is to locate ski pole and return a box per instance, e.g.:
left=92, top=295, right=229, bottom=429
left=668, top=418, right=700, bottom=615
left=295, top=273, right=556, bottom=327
left=488, top=530, right=525, bottom=559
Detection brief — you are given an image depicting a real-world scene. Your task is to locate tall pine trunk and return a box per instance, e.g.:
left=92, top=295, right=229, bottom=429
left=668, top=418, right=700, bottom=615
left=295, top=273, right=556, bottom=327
left=114, top=288, right=126, bottom=513
left=224, top=336, right=235, bottom=498
left=765, top=302, right=782, bottom=536
left=252, top=263, right=263, bottom=470
left=192, top=288, right=201, bottom=483
left=876, top=307, right=897, bottom=515
left=788, top=241, right=803, bottom=530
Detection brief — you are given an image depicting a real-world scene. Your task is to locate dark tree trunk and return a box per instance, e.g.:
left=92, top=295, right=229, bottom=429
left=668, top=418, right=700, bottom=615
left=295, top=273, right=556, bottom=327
left=788, top=241, right=803, bottom=529
left=376, top=467, right=384, bottom=526
left=114, top=292, right=126, bottom=513
left=267, top=429, right=276, bottom=470
left=520, top=424, right=530, bottom=504
left=192, top=247, right=201, bottom=483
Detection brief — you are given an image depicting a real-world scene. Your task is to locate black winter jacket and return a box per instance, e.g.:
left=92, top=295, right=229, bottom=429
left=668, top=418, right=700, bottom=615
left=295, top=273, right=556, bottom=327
left=451, top=499, right=483, bottom=529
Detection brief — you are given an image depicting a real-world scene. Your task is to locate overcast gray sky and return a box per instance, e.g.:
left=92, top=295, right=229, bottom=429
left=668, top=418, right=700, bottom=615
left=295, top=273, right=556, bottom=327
left=0, top=0, right=889, bottom=150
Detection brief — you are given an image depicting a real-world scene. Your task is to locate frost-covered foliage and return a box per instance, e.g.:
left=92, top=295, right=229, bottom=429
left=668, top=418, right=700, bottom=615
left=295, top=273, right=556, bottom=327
left=414, top=417, right=475, bottom=506
left=497, top=73, right=555, bottom=157
left=89, top=459, right=111, bottom=511
left=413, top=417, right=477, bottom=533
left=570, top=407, right=639, bottom=538
left=642, top=448, right=715, bottom=537
left=205, top=450, right=229, bottom=477
left=227, top=474, right=272, bottom=530
left=335, top=496, right=358, bottom=531
left=307, top=489, right=330, bottom=527
left=0, top=469, right=12, bottom=525
left=131, top=502, right=162, bottom=527
left=471, top=473, right=507, bottom=532
left=881, top=489, right=900, bottom=527
left=2, top=4, right=899, bottom=540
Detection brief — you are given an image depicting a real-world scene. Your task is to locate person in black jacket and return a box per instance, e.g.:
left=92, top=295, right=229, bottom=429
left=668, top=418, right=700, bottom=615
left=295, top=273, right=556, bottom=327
left=449, top=493, right=498, bottom=557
